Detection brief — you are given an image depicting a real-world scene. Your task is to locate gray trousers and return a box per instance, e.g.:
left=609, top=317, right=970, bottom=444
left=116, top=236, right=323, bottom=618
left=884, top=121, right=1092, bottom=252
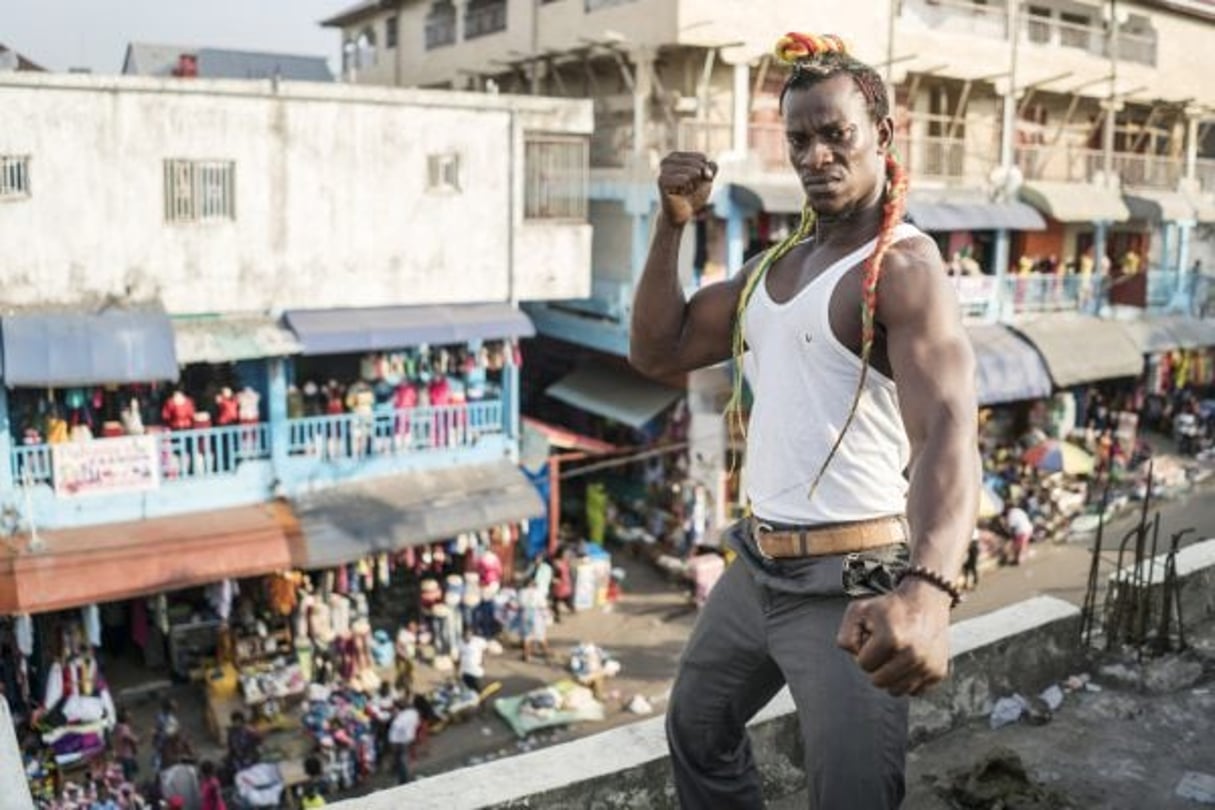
left=666, top=558, right=909, bottom=809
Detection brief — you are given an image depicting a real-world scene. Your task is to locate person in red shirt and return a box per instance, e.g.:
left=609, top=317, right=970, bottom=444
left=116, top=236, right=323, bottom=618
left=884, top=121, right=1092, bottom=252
left=199, top=760, right=227, bottom=810
left=161, top=391, right=196, bottom=431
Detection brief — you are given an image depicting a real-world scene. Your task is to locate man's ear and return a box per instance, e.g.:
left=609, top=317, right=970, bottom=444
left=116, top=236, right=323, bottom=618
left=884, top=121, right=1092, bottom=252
left=876, top=116, right=895, bottom=153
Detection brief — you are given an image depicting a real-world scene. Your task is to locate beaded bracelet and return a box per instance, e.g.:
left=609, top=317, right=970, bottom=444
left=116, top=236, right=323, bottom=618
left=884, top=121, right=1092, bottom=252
left=899, top=565, right=963, bottom=609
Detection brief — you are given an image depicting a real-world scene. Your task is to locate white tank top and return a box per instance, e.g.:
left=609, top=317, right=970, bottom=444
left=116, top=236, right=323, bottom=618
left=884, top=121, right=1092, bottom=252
left=742, top=222, right=922, bottom=525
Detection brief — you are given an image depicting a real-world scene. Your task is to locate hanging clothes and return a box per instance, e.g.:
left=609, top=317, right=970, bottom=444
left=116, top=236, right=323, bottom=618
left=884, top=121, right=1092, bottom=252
left=14, top=614, right=34, bottom=657
left=80, top=605, right=101, bottom=649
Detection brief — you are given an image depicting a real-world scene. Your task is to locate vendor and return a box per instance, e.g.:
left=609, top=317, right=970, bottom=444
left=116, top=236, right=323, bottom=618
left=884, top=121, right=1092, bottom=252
left=226, top=711, right=262, bottom=775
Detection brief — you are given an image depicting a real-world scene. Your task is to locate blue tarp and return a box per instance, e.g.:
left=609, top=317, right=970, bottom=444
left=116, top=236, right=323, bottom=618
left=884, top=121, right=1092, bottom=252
left=966, top=324, right=1054, bottom=406
left=284, top=303, right=535, bottom=356
left=1, top=309, right=179, bottom=386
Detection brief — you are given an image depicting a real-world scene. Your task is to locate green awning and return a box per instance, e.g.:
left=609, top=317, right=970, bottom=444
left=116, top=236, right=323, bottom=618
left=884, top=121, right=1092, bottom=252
left=173, top=314, right=303, bottom=364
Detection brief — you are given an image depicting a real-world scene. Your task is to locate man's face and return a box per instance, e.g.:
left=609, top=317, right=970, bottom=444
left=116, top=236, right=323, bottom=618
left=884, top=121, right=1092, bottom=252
left=783, top=73, right=891, bottom=217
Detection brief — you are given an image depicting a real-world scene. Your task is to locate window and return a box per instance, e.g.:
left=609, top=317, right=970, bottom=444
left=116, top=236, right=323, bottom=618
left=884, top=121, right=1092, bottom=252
left=524, top=135, right=588, bottom=221
left=164, top=159, right=236, bottom=223
left=357, top=26, right=377, bottom=68
left=464, top=0, right=507, bottom=39
left=386, top=16, right=399, bottom=48
left=0, top=156, right=30, bottom=199
left=427, top=153, right=462, bottom=192
left=1026, top=6, right=1052, bottom=43
left=586, top=0, right=635, bottom=10
left=425, top=2, right=457, bottom=49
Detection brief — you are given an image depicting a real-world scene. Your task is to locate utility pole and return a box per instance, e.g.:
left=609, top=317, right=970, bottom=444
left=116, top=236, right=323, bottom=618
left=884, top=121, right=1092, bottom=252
left=1094, top=0, right=1120, bottom=288
left=886, top=0, right=898, bottom=84
left=991, top=0, right=1020, bottom=320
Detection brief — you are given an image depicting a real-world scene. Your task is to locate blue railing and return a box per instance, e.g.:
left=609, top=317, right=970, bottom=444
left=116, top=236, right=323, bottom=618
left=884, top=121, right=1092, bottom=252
left=159, top=424, right=271, bottom=480
left=11, top=424, right=271, bottom=490
left=286, top=401, right=505, bottom=460
left=1001, top=274, right=1094, bottom=315
left=12, top=444, right=52, bottom=487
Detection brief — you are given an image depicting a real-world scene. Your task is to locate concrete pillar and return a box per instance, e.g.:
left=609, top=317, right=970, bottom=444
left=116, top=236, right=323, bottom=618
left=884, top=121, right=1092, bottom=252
left=732, top=62, right=750, bottom=155
left=0, top=699, right=33, bottom=808
left=267, top=358, right=290, bottom=494
left=504, top=359, right=521, bottom=450
left=631, top=207, right=652, bottom=283
left=454, top=0, right=467, bottom=44
left=0, top=387, right=14, bottom=494
left=1093, top=221, right=1109, bottom=312
left=631, top=48, right=653, bottom=161
left=990, top=230, right=1011, bottom=323
left=1185, top=112, right=1200, bottom=180
left=724, top=198, right=746, bottom=278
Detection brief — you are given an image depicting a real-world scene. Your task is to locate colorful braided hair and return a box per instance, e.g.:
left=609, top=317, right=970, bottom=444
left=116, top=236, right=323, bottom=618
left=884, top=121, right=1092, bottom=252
left=726, top=33, right=911, bottom=504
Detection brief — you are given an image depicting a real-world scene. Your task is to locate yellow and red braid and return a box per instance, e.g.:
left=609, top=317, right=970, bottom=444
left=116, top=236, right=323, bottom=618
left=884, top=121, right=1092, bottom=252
left=726, top=32, right=912, bottom=506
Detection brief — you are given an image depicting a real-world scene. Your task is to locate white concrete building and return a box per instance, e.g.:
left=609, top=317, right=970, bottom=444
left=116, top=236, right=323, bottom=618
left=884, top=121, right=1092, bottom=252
left=0, top=72, right=593, bottom=313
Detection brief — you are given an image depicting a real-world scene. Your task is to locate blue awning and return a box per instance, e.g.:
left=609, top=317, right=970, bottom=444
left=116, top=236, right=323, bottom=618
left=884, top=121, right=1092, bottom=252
left=906, top=188, right=1046, bottom=232
left=1, top=309, right=179, bottom=386
left=966, top=324, right=1054, bottom=405
left=546, top=363, right=683, bottom=429
left=284, top=303, right=535, bottom=356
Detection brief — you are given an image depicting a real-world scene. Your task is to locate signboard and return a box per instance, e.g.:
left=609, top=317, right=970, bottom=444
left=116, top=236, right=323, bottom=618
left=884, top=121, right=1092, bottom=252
left=52, top=435, right=161, bottom=498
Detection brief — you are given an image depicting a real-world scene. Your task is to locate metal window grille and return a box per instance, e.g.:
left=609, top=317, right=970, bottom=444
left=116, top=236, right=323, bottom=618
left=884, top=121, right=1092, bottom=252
left=586, top=0, right=635, bottom=10
left=427, top=153, right=462, bottom=192
left=524, top=136, right=589, bottom=221
left=464, top=0, right=507, bottom=38
left=0, top=156, right=30, bottom=199
left=425, top=6, right=457, bottom=50
left=164, top=159, right=235, bottom=222
left=386, top=15, right=399, bottom=48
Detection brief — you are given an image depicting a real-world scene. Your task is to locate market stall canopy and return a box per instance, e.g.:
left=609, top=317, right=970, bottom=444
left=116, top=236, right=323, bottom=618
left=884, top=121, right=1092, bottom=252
left=1123, top=191, right=1196, bottom=223
left=1117, top=315, right=1215, bottom=353
left=1158, top=315, right=1215, bottom=349
left=521, top=416, right=621, bottom=454
left=1117, top=316, right=1187, bottom=354
left=1019, top=181, right=1131, bottom=223
left=1011, top=315, right=1144, bottom=387
left=0, top=503, right=296, bottom=614
left=966, top=324, right=1054, bottom=405
left=906, top=189, right=1046, bottom=232
left=1, top=307, right=178, bottom=386
left=546, top=364, right=683, bottom=430
left=728, top=180, right=805, bottom=215
left=284, top=303, right=534, bottom=356
left=1184, top=191, right=1215, bottom=224
left=173, top=313, right=303, bottom=364
left=293, top=460, right=545, bottom=570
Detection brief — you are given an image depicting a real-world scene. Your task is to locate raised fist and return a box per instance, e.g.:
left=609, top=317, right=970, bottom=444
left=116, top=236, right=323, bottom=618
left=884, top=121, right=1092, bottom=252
left=658, top=152, right=717, bottom=226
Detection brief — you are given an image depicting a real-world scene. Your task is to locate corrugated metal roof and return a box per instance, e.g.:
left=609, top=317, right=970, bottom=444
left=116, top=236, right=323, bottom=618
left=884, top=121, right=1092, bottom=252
left=172, top=314, right=303, bottom=365
left=122, top=42, right=333, bottom=82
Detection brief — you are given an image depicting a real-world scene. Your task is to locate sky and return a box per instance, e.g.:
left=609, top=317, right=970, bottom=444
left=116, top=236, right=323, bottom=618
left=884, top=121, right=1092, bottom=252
left=3, top=0, right=350, bottom=73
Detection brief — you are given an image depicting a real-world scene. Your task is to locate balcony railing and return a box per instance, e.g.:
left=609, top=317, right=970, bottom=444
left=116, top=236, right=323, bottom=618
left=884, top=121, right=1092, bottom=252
left=895, top=134, right=973, bottom=181
left=948, top=275, right=997, bottom=319
left=1001, top=274, right=1094, bottom=314
left=464, top=2, right=507, bottom=39
left=1196, top=158, right=1215, bottom=194
left=1014, top=143, right=1181, bottom=190
left=900, top=0, right=1157, bottom=66
left=286, top=401, right=504, bottom=461
left=11, top=424, right=271, bottom=491
left=676, top=121, right=733, bottom=159
left=901, top=0, right=1009, bottom=39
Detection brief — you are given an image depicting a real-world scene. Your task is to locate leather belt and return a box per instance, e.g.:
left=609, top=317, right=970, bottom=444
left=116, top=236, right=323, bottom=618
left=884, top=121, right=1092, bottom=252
left=751, top=515, right=909, bottom=559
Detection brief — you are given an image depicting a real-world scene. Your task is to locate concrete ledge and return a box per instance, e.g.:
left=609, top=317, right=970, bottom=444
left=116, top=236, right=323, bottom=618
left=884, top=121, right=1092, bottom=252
left=335, top=595, right=1082, bottom=810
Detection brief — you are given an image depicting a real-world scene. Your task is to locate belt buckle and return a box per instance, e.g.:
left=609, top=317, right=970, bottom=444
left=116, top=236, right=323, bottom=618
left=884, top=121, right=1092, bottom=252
left=753, top=520, right=775, bottom=560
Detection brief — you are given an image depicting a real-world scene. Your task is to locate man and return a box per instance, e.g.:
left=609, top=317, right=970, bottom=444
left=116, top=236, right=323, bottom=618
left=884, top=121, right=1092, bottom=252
left=1004, top=504, right=1033, bottom=566
left=457, top=628, right=489, bottom=693
left=630, top=32, right=979, bottom=808
left=387, top=697, right=420, bottom=785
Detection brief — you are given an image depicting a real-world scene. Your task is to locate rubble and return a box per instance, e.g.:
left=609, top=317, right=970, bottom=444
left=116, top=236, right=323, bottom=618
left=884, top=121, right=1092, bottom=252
left=936, top=747, right=1075, bottom=810
left=1143, top=656, right=1205, bottom=694
left=1176, top=772, right=1215, bottom=805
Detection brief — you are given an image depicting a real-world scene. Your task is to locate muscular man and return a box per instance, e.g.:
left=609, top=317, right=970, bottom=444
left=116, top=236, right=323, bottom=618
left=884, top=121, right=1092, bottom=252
left=629, top=33, right=980, bottom=808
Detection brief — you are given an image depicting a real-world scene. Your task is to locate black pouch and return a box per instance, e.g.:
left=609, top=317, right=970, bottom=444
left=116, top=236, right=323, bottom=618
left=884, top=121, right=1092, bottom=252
left=841, top=543, right=910, bottom=598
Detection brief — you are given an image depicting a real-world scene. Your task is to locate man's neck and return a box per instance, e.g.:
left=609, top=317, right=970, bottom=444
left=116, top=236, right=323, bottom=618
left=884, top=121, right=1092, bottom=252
left=813, top=186, right=885, bottom=248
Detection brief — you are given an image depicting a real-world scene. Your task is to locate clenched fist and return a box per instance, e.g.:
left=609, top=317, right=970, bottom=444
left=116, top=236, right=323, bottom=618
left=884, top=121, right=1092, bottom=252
left=658, top=152, right=717, bottom=226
